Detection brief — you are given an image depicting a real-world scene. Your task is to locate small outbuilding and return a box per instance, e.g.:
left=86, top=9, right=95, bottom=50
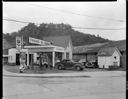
left=97, top=47, right=121, bottom=69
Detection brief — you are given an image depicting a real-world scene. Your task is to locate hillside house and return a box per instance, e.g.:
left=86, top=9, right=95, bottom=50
left=97, top=47, right=121, bottom=69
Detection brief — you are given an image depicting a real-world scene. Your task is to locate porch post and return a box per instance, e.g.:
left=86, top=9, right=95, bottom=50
left=52, top=51, right=55, bottom=67
left=27, top=52, right=29, bottom=66
left=31, top=53, right=34, bottom=69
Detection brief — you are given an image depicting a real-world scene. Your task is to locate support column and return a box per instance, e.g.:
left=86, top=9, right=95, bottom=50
left=69, top=51, right=72, bottom=59
left=27, top=52, right=29, bottom=66
left=31, top=54, right=34, bottom=69
left=52, top=51, right=55, bottom=67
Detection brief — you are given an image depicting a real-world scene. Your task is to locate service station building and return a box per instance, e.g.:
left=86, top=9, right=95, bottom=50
left=8, top=36, right=73, bottom=67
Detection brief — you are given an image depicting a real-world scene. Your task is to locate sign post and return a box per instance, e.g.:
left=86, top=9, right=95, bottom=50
left=16, top=36, right=26, bottom=72
left=16, top=36, right=22, bottom=52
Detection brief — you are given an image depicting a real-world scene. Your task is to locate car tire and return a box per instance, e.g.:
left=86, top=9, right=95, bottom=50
left=19, top=70, right=23, bottom=73
left=44, top=64, right=48, bottom=68
left=75, top=66, right=81, bottom=71
left=58, top=64, right=63, bottom=70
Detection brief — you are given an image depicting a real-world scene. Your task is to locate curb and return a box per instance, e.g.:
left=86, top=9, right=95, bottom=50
left=3, top=74, right=91, bottom=78
left=3, top=70, right=91, bottom=78
left=3, top=70, right=125, bottom=78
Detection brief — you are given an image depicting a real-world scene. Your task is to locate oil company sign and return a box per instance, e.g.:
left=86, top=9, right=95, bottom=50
left=16, top=36, right=22, bottom=50
left=29, top=37, right=51, bottom=45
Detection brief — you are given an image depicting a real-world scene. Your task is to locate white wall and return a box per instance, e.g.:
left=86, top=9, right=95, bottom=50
left=8, top=48, right=19, bottom=63
left=8, top=48, right=29, bottom=64
left=98, top=50, right=120, bottom=68
left=112, top=50, right=120, bottom=66
left=65, top=41, right=72, bottom=59
left=98, top=56, right=111, bottom=68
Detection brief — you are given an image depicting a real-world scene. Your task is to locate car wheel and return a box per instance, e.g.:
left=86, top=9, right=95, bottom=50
left=44, top=64, right=48, bottom=68
left=58, top=64, right=63, bottom=70
left=76, top=66, right=81, bottom=71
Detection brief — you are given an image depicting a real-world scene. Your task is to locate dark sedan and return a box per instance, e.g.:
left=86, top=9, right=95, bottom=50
left=55, top=59, right=84, bottom=71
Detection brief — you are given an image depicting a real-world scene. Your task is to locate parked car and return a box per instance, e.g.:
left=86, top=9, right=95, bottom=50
left=85, top=62, right=98, bottom=68
left=55, top=59, right=84, bottom=71
left=79, top=59, right=86, bottom=66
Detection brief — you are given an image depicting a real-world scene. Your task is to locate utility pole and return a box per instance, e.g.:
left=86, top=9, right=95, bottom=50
left=21, top=35, right=24, bottom=49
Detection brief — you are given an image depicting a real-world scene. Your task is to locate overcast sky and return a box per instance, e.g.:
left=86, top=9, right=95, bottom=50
left=3, top=0, right=126, bottom=41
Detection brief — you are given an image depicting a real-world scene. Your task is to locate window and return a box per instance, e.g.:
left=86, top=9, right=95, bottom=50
left=114, top=56, right=116, bottom=59
left=113, top=62, right=117, bottom=66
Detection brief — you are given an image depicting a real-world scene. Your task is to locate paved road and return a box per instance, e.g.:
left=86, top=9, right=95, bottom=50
left=3, top=71, right=126, bottom=99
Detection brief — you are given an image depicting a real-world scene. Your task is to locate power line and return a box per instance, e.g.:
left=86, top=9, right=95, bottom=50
left=72, top=27, right=126, bottom=30
left=25, top=3, right=125, bottom=22
left=3, top=18, right=126, bottom=30
left=3, top=18, right=38, bottom=24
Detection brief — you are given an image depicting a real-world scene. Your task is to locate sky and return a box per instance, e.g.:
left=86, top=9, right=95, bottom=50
left=3, top=0, right=126, bottom=41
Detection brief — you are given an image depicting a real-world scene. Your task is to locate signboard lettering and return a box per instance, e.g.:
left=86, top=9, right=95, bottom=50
left=29, top=37, right=51, bottom=45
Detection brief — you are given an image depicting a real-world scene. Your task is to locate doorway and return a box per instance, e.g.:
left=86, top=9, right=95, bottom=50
left=16, top=54, right=20, bottom=65
left=29, top=54, right=33, bottom=65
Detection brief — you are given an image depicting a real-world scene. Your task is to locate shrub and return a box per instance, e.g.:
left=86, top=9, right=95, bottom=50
left=109, top=65, right=120, bottom=70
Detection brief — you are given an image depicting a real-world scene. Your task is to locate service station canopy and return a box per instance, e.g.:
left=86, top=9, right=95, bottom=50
left=24, top=45, right=65, bottom=53
left=24, top=37, right=65, bottom=53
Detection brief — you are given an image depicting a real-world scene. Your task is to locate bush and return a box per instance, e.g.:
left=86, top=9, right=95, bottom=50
left=109, top=65, right=120, bottom=70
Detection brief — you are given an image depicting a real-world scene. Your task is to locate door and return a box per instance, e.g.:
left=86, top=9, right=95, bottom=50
left=16, top=54, right=20, bottom=65
left=29, top=54, right=33, bottom=65
left=25, top=54, right=27, bottom=65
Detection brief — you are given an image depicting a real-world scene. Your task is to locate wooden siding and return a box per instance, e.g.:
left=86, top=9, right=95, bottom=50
left=120, top=51, right=126, bottom=70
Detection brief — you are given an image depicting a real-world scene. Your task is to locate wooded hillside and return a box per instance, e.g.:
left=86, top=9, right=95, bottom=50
left=3, top=23, right=110, bottom=47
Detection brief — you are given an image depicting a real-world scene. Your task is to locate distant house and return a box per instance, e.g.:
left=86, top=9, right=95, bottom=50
left=3, top=39, right=13, bottom=64
left=97, top=47, right=121, bottom=69
left=73, top=43, right=108, bottom=62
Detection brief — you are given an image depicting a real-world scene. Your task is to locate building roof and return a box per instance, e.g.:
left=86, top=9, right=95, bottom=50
left=97, top=47, right=121, bottom=56
left=73, top=40, right=126, bottom=55
left=43, top=35, right=72, bottom=48
left=73, top=42, right=108, bottom=54
left=103, top=40, right=126, bottom=52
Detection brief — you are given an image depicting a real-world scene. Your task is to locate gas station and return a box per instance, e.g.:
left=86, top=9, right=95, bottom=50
left=8, top=36, right=72, bottom=67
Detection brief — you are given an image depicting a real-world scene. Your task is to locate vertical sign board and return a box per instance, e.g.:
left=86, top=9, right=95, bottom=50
left=16, top=36, right=22, bottom=51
